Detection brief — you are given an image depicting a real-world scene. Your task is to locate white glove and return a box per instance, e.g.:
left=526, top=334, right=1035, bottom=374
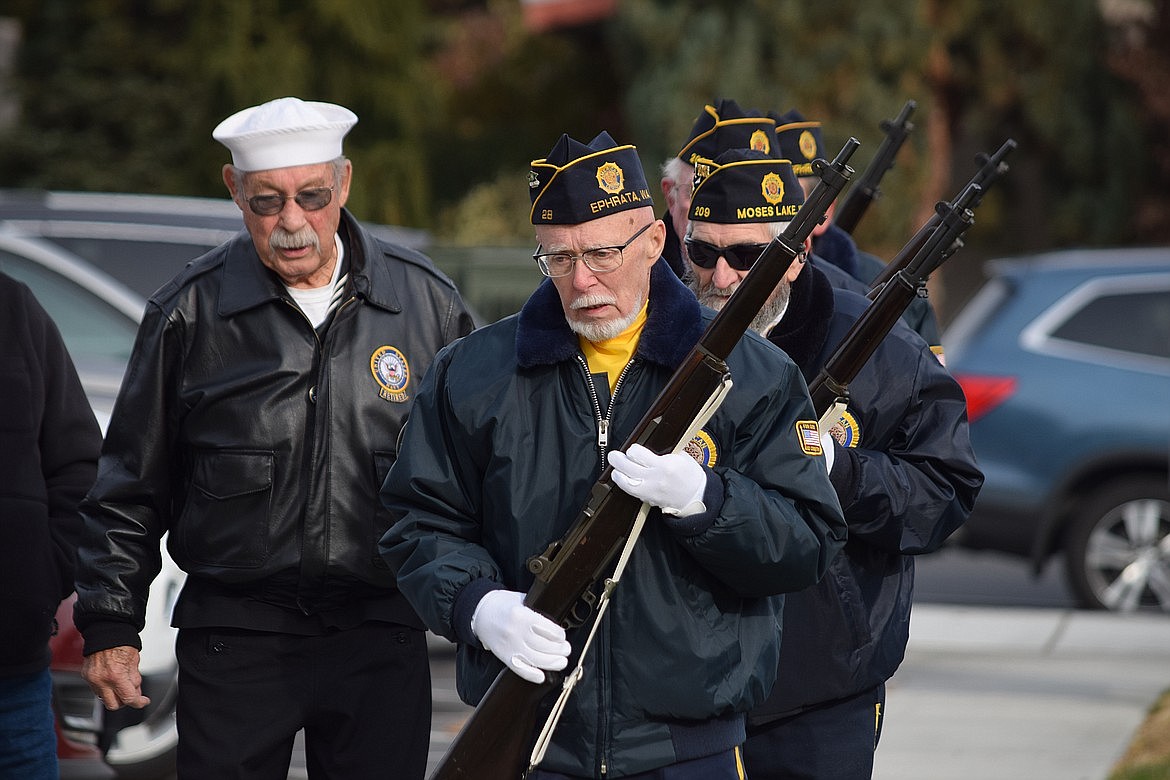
left=607, top=443, right=707, bottom=518
left=470, top=590, right=571, bottom=684
left=822, top=431, right=836, bottom=474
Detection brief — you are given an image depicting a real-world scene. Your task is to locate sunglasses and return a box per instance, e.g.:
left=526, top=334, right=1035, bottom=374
left=245, top=186, right=334, bottom=216
left=684, top=238, right=771, bottom=271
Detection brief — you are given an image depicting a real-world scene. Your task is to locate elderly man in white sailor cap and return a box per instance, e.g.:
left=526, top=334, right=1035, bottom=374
left=73, top=97, right=475, bottom=779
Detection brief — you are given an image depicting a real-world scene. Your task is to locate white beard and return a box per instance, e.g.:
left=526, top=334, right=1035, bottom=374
left=689, top=278, right=791, bottom=336
left=568, top=293, right=642, bottom=342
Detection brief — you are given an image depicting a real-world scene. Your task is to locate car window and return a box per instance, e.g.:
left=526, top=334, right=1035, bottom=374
left=1049, top=289, right=1170, bottom=360
left=0, top=249, right=140, bottom=362
left=941, top=276, right=1011, bottom=363
left=43, top=237, right=215, bottom=299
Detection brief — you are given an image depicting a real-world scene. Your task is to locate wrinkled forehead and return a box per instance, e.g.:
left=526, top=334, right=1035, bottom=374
left=241, top=161, right=339, bottom=190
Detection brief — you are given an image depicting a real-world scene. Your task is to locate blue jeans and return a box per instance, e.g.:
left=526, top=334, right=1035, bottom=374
left=0, top=669, right=58, bottom=780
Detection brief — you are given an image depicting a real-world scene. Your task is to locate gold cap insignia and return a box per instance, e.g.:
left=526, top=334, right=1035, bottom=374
left=799, top=130, right=818, bottom=161
left=749, top=129, right=772, bottom=155
left=761, top=172, right=785, bottom=206
left=596, top=161, right=625, bottom=195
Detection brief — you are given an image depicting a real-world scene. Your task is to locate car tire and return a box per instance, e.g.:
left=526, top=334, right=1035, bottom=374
left=1064, top=476, right=1170, bottom=612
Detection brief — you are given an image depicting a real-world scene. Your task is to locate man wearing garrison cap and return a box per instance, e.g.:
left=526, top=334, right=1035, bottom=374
left=773, top=108, right=944, bottom=356
left=73, top=97, right=475, bottom=779
left=659, top=98, right=779, bottom=278
left=685, top=149, right=982, bottom=780
left=381, top=132, right=845, bottom=779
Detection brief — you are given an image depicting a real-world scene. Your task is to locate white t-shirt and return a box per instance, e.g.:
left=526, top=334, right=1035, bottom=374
left=285, top=234, right=346, bottom=329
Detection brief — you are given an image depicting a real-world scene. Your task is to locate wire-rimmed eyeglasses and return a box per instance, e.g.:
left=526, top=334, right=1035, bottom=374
left=533, top=222, right=654, bottom=278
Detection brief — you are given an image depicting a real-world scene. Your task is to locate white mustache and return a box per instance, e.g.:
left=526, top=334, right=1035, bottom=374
left=570, top=294, right=617, bottom=311
left=270, top=226, right=320, bottom=251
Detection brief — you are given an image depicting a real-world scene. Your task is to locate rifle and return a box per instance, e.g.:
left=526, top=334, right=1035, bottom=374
left=809, top=180, right=983, bottom=424
left=831, top=99, right=916, bottom=235
left=867, top=138, right=1016, bottom=296
left=428, top=137, right=859, bottom=780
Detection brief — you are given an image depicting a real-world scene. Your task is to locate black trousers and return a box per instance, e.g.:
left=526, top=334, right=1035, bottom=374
left=742, top=683, right=886, bottom=780
left=175, top=622, right=430, bottom=780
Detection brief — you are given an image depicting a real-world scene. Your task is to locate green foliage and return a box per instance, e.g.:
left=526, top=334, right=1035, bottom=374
left=0, top=0, right=1157, bottom=258
left=607, top=0, right=1152, bottom=264
left=0, top=0, right=452, bottom=225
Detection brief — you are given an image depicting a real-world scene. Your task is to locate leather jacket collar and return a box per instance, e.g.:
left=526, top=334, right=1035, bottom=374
left=217, top=209, right=403, bottom=318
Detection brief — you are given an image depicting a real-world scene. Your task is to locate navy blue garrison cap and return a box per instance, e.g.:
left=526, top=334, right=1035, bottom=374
left=528, top=131, right=652, bottom=225
left=772, top=108, right=825, bottom=177
left=689, top=149, right=805, bottom=225
left=677, top=99, right=778, bottom=167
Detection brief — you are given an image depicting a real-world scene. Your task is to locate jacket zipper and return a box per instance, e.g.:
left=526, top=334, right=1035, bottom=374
left=575, top=355, right=635, bottom=476
left=574, top=354, right=633, bottom=775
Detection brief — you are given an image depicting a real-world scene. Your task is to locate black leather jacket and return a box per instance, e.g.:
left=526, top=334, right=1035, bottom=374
left=75, top=211, right=475, bottom=652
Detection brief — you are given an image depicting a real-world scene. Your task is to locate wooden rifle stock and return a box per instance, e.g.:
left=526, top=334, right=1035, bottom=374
left=809, top=182, right=983, bottom=419
left=868, top=138, right=1017, bottom=296
left=831, top=100, right=916, bottom=235
left=427, top=138, right=859, bottom=780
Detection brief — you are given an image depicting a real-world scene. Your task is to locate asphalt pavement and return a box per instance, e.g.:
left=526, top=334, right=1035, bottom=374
left=428, top=547, right=1170, bottom=780
left=423, top=604, right=1170, bottom=780
left=67, top=549, right=1170, bottom=780
left=872, top=604, right=1170, bottom=780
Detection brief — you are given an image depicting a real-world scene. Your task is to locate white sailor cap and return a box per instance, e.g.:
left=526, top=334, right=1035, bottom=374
left=212, top=97, right=357, bottom=172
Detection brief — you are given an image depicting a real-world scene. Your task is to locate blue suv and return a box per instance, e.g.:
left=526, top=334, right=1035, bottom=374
left=944, top=248, right=1170, bottom=612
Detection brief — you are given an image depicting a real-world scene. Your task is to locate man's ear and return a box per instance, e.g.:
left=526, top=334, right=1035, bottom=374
left=661, top=177, right=676, bottom=203
left=222, top=165, right=238, bottom=198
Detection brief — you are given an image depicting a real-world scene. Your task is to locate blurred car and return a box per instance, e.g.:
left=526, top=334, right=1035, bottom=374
left=944, top=247, right=1170, bottom=612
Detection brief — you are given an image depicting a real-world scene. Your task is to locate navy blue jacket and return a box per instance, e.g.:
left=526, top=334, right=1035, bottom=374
left=750, top=264, right=982, bottom=722
left=382, top=260, right=846, bottom=777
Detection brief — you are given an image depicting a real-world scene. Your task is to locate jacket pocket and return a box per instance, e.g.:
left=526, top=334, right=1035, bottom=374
left=177, top=450, right=274, bottom=569
left=371, top=449, right=397, bottom=569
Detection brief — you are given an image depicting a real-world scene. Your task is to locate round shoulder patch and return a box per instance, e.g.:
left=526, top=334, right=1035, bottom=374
left=683, top=429, right=719, bottom=468
left=827, top=410, right=861, bottom=448
left=370, top=345, right=411, bottom=403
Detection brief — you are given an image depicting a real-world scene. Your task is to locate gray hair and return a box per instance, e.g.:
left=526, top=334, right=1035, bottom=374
left=660, top=157, right=694, bottom=194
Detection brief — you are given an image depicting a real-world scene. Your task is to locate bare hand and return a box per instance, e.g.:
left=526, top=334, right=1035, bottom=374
left=82, top=646, right=152, bottom=710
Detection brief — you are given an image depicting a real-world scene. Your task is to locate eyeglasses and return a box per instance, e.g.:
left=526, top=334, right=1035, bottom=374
left=244, top=186, right=334, bottom=216
left=533, top=222, right=654, bottom=278
left=684, top=238, right=771, bottom=271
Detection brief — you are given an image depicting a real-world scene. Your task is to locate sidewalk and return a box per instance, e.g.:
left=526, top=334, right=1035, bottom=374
left=872, top=605, right=1170, bottom=780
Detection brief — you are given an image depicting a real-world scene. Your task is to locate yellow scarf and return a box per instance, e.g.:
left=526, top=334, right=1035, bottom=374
left=579, top=300, right=649, bottom=393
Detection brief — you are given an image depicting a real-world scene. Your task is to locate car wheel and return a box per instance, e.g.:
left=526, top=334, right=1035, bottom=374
left=1064, top=476, right=1170, bottom=612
